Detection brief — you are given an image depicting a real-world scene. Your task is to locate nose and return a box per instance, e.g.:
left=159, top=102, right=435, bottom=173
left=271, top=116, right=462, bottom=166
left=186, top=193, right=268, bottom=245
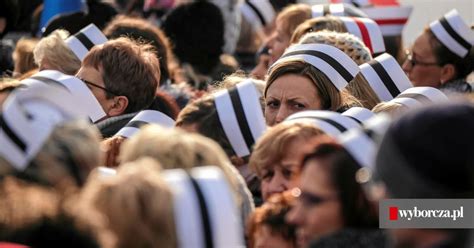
left=401, top=59, right=412, bottom=74
left=266, top=172, right=288, bottom=197
left=274, top=105, right=290, bottom=124
left=286, top=202, right=305, bottom=226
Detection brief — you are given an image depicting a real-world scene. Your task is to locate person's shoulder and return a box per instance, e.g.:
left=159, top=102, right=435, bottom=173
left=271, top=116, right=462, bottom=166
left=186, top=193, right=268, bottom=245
left=309, top=228, right=388, bottom=248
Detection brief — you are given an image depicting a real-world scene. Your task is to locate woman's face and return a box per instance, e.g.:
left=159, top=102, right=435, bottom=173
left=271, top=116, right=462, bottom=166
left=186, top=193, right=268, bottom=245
left=268, top=20, right=291, bottom=65
left=260, top=137, right=317, bottom=200
left=402, top=32, right=443, bottom=87
left=265, top=74, right=321, bottom=126
left=286, top=158, right=343, bottom=247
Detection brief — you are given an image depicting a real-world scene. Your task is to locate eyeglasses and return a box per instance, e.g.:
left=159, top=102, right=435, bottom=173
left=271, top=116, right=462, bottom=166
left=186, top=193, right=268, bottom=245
left=291, top=187, right=337, bottom=207
left=404, top=50, right=440, bottom=67
left=76, top=77, right=120, bottom=96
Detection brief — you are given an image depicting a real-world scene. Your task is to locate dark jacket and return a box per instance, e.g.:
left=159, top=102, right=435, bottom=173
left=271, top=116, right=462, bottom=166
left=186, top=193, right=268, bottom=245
left=308, top=229, right=388, bottom=248
left=440, top=79, right=472, bottom=94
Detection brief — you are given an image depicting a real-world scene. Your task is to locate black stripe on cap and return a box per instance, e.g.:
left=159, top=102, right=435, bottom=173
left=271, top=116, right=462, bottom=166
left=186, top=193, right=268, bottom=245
left=29, top=76, right=68, bottom=90
left=0, top=114, right=27, bottom=152
left=396, top=93, right=431, bottom=105
left=245, top=0, right=267, bottom=26
left=439, top=17, right=472, bottom=52
left=126, top=120, right=149, bottom=129
left=291, top=115, right=347, bottom=133
left=228, top=87, right=255, bottom=153
left=346, top=115, right=362, bottom=125
left=188, top=175, right=214, bottom=248
left=323, top=5, right=330, bottom=15
left=363, top=127, right=375, bottom=139
left=282, top=50, right=354, bottom=83
left=75, top=32, right=95, bottom=51
left=367, top=60, right=401, bottom=98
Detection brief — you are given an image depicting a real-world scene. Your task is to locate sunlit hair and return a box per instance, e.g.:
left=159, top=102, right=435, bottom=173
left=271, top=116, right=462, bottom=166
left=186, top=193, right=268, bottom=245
left=291, top=16, right=347, bottom=44
left=13, top=38, right=39, bottom=77
left=371, top=101, right=408, bottom=117
left=33, top=30, right=81, bottom=75
left=276, top=4, right=312, bottom=39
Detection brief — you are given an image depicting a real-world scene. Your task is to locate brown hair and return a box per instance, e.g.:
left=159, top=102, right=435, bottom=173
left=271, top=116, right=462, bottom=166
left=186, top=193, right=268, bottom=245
left=276, top=4, right=312, bottom=39
left=247, top=191, right=297, bottom=248
left=249, top=122, right=323, bottom=178
left=83, top=37, right=160, bottom=114
left=290, top=16, right=347, bottom=44
left=371, top=101, right=408, bottom=117
left=265, top=60, right=361, bottom=112
left=103, top=15, right=174, bottom=85
left=13, top=38, right=38, bottom=77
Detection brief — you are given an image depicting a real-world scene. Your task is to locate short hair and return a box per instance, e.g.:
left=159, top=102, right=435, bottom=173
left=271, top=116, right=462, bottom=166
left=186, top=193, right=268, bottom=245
left=249, top=122, right=323, bottom=178
left=302, top=136, right=379, bottom=228
left=265, top=59, right=362, bottom=112
left=33, top=30, right=81, bottom=75
left=425, top=28, right=474, bottom=80
left=246, top=191, right=297, bottom=248
left=103, top=15, right=173, bottom=86
left=290, top=16, right=346, bottom=44
left=13, top=38, right=38, bottom=77
left=77, top=158, right=176, bottom=248
left=83, top=37, right=160, bottom=114
left=299, top=31, right=380, bottom=109
left=371, top=101, right=408, bottom=117
left=276, top=4, right=312, bottom=40
left=0, top=120, right=102, bottom=193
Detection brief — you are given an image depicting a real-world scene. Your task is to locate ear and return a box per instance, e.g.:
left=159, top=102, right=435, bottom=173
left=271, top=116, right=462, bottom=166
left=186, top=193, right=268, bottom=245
left=440, top=64, right=456, bottom=85
left=107, top=96, right=129, bottom=117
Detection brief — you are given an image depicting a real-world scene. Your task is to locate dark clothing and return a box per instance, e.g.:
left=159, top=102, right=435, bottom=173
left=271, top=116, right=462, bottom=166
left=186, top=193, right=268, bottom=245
left=95, top=112, right=136, bottom=139
left=308, top=229, right=388, bottom=248
left=439, top=79, right=472, bottom=94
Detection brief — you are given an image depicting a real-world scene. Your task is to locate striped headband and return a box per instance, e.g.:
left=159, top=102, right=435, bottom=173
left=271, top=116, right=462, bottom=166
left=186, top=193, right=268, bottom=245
left=361, top=5, right=412, bottom=36
left=115, top=110, right=175, bottom=138
left=342, top=107, right=374, bottom=124
left=240, top=0, right=275, bottom=32
left=161, top=166, right=244, bottom=248
left=285, top=110, right=361, bottom=137
left=312, top=4, right=348, bottom=18
left=271, top=43, right=360, bottom=91
left=340, top=16, right=385, bottom=54
left=21, top=70, right=106, bottom=123
left=360, top=53, right=412, bottom=101
left=337, top=114, right=391, bottom=169
left=334, top=0, right=371, bottom=8
left=429, top=9, right=474, bottom=58
left=213, top=79, right=266, bottom=158
left=65, top=23, right=108, bottom=61
left=0, top=83, right=85, bottom=170
left=390, top=87, right=448, bottom=108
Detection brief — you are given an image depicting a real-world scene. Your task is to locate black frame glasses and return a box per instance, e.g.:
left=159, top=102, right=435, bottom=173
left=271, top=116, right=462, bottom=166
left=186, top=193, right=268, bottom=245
left=76, top=77, right=120, bottom=96
left=404, top=50, right=440, bottom=67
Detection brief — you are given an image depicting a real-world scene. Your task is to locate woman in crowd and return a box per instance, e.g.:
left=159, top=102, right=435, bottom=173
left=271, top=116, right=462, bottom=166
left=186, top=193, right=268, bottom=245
left=12, top=38, right=38, bottom=79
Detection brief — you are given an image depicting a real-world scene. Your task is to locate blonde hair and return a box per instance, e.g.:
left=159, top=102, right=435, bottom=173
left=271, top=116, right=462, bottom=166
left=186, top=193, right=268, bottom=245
left=33, top=30, right=81, bottom=75
left=276, top=4, right=312, bottom=39
left=298, top=31, right=380, bottom=108
left=371, top=101, right=408, bottom=117
left=290, top=16, right=347, bottom=44
left=0, top=120, right=102, bottom=195
left=77, top=158, right=176, bottom=248
left=249, top=122, right=323, bottom=178
left=265, top=59, right=361, bottom=112
left=13, top=38, right=39, bottom=77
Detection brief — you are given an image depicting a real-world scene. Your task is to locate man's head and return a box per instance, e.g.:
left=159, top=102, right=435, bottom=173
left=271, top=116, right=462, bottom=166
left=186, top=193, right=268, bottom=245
left=77, top=37, right=160, bottom=118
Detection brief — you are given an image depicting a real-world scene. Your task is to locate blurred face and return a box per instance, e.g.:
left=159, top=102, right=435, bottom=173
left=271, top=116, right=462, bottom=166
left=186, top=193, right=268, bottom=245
left=268, top=20, right=291, bottom=65
left=254, top=226, right=295, bottom=248
left=402, top=32, right=443, bottom=87
left=260, top=137, right=317, bottom=200
left=265, top=74, right=321, bottom=126
left=286, top=158, right=343, bottom=247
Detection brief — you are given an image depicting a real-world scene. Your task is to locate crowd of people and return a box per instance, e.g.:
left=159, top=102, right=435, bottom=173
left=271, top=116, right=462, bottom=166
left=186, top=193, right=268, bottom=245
left=0, top=0, right=473, bottom=247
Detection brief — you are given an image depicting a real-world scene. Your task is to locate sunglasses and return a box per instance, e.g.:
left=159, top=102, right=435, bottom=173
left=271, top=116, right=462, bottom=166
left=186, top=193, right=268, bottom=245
left=291, top=187, right=337, bottom=207
left=77, top=77, right=120, bottom=96
left=404, top=50, right=440, bottom=67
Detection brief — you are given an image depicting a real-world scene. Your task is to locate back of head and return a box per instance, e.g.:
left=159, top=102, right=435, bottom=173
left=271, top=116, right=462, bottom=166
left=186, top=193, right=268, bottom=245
left=83, top=37, right=160, bottom=114
left=291, top=16, right=347, bottom=44
left=13, top=38, right=39, bottom=77
left=376, top=102, right=474, bottom=198
left=162, top=1, right=224, bottom=75
left=276, top=3, right=312, bottom=39
left=33, top=30, right=81, bottom=75
left=103, top=15, right=172, bottom=85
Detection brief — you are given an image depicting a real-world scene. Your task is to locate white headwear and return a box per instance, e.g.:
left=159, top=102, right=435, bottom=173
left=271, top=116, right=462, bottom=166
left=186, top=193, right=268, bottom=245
left=361, top=5, right=413, bottom=36
left=340, top=16, right=385, bottom=54
left=342, top=107, right=374, bottom=124
left=214, top=79, right=267, bottom=158
left=65, top=23, right=108, bottom=61
left=0, top=83, right=86, bottom=170
left=270, top=44, right=360, bottom=91
left=115, top=110, right=175, bottom=138
left=360, top=53, right=412, bottom=101
left=21, top=70, right=106, bottom=122
left=161, top=166, right=244, bottom=248
left=285, top=110, right=361, bottom=137
left=390, top=87, right=448, bottom=108
left=240, top=0, right=275, bottom=32
left=429, top=9, right=474, bottom=57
